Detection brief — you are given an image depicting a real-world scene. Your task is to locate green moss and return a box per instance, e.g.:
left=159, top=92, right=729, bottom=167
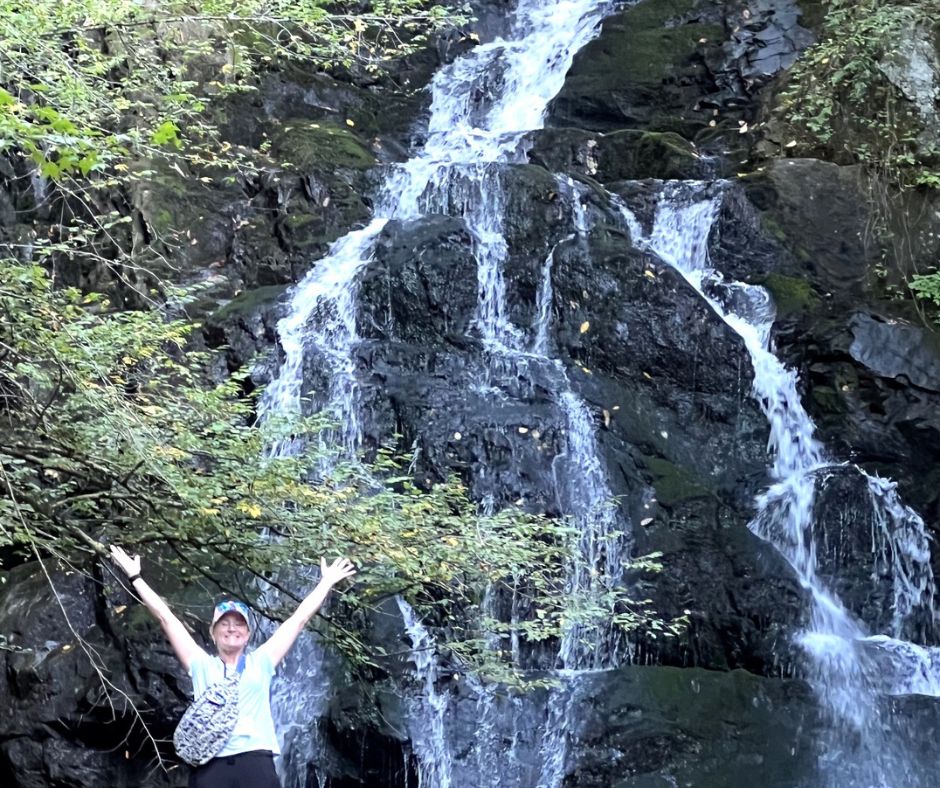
left=566, top=0, right=722, bottom=90
left=643, top=456, right=711, bottom=506
left=153, top=207, right=175, bottom=235
left=270, top=121, right=376, bottom=171
left=211, top=284, right=286, bottom=322
left=794, top=0, right=829, bottom=32
left=810, top=385, right=846, bottom=415
left=760, top=273, right=820, bottom=316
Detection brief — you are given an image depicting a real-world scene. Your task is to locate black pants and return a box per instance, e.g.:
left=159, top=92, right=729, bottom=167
left=189, top=750, right=279, bottom=788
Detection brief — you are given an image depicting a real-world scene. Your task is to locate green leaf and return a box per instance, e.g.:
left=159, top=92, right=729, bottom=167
left=151, top=120, right=182, bottom=148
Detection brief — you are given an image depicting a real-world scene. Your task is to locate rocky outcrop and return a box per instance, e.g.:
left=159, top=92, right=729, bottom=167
left=547, top=0, right=812, bottom=145
left=0, top=562, right=190, bottom=788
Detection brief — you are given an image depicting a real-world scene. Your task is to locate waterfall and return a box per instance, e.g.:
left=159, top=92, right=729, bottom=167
left=260, top=220, right=389, bottom=458
left=620, top=181, right=939, bottom=787
left=259, top=1, right=633, bottom=784
left=397, top=598, right=454, bottom=788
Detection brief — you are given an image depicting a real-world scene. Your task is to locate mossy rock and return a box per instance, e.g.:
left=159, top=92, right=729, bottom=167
left=643, top=455, right=712, bottom=506
left=601, top=130, right=706, bottom=180
left=552, top=0, right=722, bottom=130
left=741, top=159, right=877, bottom=297
left=210, top=284, right=287, bottom=323
left=269, top=121, right=376, bottom=171
left=794, top=0, right=829, bottom=33
left=759, top=273, right=820, bottom=317
left=809, top=385, right=846, bottom=415
left=526, top=128, right=707, bottom=181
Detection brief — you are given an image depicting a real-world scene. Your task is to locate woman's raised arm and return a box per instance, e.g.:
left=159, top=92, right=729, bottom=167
left=110, top=545, right=204, bottom=671
left=259, top=557, right=356, bottom=666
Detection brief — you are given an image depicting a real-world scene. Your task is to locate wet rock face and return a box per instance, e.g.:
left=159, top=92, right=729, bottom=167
left=702, top=154, right=940, bottom=544
left=350, top=160, right=808, bottom=677
left=0, top=563, right=188, bottom=788
left=346, top=664, right=824, bottom=788
left=814, top=466, right=934, bottom=642
left=548, top=0, right=813, bottom=143
left=526, top=128, right=715, bottom=187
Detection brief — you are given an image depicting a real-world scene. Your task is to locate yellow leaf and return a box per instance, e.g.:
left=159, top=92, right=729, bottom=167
left=244, top=503, right=261, bottom=518
left=114, top=605, right=127, bottom=615
left=345, top=118, right=355, bottom=127
left=200, top=507, right=220, bottom=516
left=644, top=269, right=656, bottom=280
left=579, top=321, right=590, bottom=334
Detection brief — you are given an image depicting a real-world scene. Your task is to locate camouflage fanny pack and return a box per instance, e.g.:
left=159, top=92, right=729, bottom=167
left=173, top=653, right=245, bottom=766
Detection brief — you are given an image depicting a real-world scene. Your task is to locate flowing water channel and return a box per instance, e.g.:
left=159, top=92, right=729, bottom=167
left=621, top=181, right=939, bottom=788
left=258, top=0, right=940, bottom=784
left=261, top=0, right=628, bottom=784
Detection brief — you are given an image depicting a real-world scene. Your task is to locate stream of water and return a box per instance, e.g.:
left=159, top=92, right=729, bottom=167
left=257, top=0, right=939, bottom=782
left=260, top=1, right=630, bottom=785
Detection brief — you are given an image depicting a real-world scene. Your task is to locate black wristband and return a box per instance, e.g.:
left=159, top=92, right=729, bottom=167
left=127, top=573, right=142, bottom=584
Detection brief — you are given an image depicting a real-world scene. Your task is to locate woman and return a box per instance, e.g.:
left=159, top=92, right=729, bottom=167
left=110, top=545, right=356, bottom=788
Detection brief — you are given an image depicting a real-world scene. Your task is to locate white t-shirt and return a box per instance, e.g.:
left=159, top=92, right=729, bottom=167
left=189, top=649, right=281, bottom=757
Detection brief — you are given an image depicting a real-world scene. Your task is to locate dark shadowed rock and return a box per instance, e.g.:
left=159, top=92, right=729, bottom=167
left=526, top=128, right=713, bottom=182
left=0, top=563, right=188, bottom=788
left=548, top=0, right=812, bottom=147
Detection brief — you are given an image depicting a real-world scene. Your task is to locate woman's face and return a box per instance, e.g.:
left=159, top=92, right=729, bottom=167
left=212, top=612, right=250, bottom=652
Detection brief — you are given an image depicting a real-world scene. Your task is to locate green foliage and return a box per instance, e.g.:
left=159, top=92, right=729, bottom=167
left=776, top=0, right=940, bottom=184
left=0, top=0, right=459, bottom=180
left=774, top=0, right=940, bottom=317
left=909, top=270, right=940, bottom=307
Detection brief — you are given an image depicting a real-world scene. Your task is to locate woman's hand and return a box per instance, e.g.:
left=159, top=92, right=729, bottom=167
left=110, top=545, right=141, bottom=578
left=319, top=556, right=356, bottom=589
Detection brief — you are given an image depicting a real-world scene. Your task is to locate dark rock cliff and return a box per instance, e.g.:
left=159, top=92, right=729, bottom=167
left=3, top=0, right=940, bottom=785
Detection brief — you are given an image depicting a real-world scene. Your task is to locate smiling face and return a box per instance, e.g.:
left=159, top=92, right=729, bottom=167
left=211, top=611, right=250, bottom=655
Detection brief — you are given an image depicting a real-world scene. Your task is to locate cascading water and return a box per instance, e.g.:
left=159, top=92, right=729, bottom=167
left=258, top=1, right=639, bottom=785
left=397, top=598, right=454, bottom=788
left=620, top=180, right=939, bottom=787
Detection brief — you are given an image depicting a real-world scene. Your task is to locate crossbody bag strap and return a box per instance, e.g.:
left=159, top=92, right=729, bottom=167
left=222, top=652, right=248, bottom=679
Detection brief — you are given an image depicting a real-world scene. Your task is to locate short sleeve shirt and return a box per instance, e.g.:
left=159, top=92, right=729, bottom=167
left=189, top=649, right=281, bottom=756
